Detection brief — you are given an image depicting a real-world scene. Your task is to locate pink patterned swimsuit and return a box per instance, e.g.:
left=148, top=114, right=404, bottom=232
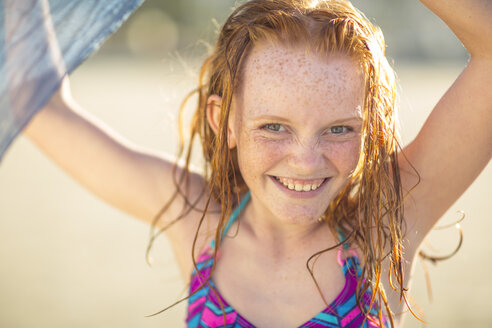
left=186, top=193, right=391, bottom=328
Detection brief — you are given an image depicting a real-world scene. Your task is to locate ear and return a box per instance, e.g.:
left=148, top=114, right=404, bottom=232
left=206, top=94, right=237, bottom=149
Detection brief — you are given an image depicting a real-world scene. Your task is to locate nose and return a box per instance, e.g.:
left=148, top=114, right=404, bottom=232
left=286, top=138, right=326, bottom=176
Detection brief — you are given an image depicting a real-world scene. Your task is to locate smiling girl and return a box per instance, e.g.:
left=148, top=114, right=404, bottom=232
left=2, top=0, right=492, bottom=327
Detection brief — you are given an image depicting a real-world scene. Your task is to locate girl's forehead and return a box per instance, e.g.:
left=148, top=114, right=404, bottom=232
left=235, top=41, right=365, bottom=120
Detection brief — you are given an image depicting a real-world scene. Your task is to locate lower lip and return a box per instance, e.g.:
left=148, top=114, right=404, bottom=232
left=269, top=176, right=330, bottom=199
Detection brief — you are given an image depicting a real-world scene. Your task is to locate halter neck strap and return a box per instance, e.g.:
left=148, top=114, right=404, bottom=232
left=336, top=227, right=350, bottom=250
left=210, top=192, right=251, bottom=250
left=336, top=227, right=363, bottom=275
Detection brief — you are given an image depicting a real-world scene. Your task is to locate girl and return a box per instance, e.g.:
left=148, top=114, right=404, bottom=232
left=2, top=0, right=491, bottom=327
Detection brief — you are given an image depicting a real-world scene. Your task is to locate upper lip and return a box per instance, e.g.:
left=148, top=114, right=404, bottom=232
left=271, top=175, right=328, bottom=182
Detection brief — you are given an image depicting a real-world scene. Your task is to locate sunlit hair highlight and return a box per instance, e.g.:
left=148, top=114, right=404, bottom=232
left=147, top=0, right=415, bottom=326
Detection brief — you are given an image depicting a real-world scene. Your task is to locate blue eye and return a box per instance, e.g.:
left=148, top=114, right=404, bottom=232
left=263, top=123, right=285, bottom=132
left=330, top=126, right=352, bottom=134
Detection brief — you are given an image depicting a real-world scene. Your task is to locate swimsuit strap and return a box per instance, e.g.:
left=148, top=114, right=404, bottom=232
left=209, top=192, right=251, bottom=250
left=336, top=227, right=363, bottom=276
left=336, top=227, right=350, bottom=250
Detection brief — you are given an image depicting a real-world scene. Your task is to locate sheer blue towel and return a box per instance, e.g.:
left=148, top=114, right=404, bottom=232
left=0, top=0, right=145, bottom=163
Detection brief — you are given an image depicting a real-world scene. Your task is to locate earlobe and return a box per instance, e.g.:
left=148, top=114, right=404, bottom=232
left=206, top=94, right=237, bottom=149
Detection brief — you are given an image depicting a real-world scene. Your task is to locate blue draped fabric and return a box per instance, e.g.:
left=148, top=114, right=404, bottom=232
left=0, top=0, right=145, bottom=163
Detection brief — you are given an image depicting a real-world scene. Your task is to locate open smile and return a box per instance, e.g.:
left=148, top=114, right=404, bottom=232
left=269, top=175, right=330, bottom=197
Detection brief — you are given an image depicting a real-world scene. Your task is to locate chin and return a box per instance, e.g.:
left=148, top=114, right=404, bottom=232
left=271, top=203, right=328, bottom=225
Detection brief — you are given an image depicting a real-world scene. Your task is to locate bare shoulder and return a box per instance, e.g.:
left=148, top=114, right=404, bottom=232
left=148, top=163, right=221, bottom=276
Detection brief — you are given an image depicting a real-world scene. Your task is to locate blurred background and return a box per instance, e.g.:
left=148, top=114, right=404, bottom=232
left=94, top=0, right=468, bottom=61
left=0, top=0, right=490, bottom=327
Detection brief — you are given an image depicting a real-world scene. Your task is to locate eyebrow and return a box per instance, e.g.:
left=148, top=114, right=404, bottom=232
left=250, top=115, right=291, bottom=123
left=251, top=114, right=363, bottom=124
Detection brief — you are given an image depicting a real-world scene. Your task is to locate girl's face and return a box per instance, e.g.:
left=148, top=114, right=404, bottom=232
left=229, top=41, right=365, bottom=226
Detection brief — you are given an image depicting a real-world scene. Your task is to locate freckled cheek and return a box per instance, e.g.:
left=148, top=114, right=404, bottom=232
left=323, top=140, right=361, bottom=174
left=236, top=136, right=288, bottom=178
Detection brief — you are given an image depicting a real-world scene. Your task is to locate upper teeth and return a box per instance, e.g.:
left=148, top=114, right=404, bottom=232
left=275, top=177, right=325, bottom=191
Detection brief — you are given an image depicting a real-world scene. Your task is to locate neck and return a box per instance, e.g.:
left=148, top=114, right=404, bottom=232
left=239, top=197, right=334, bottom=259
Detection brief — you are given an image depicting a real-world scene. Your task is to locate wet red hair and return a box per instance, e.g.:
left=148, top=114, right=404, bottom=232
left=148, top=1, right=412, bottom=326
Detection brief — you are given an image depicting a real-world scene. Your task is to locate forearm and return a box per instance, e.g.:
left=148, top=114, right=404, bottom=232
left=5, top=0, right=66, bottom=135
left=5, top=0, right=65, bottom=79
left=419, top=0, right=492, bottom=58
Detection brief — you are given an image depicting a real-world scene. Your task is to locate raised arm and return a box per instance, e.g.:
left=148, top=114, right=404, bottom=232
left=6, top=1, right=208, bottom=232
left=401, top=0, right=492, bottom=248
left=22, top=80, right=196, bottom=225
